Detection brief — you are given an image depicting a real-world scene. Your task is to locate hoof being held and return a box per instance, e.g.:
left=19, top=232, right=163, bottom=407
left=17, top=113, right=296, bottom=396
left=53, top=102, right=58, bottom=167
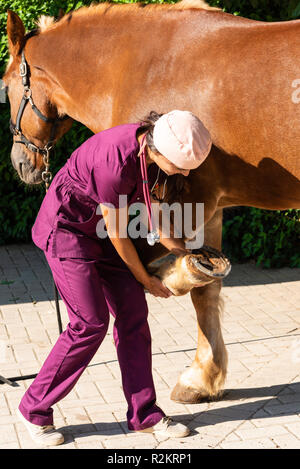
left=147, top=246, right=231, bottom=296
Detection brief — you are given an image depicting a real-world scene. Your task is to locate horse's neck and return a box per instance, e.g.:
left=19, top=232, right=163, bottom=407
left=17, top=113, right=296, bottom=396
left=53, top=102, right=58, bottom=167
left=27, top=24, right=110, bottom=131
left=26, top=8, right=232, bottom=132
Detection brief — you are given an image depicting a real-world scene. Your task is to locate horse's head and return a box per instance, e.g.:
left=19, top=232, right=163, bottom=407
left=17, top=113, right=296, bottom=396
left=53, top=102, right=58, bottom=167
left=2, top=10, right=73, bottom=185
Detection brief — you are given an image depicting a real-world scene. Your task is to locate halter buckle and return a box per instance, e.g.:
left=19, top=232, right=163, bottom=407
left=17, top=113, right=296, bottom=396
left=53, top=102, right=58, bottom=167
left=26, top=142, right=39, bottom=153
left=19, top=60, right=27, bottom=77
left=13, top=128, right=22, bottom=137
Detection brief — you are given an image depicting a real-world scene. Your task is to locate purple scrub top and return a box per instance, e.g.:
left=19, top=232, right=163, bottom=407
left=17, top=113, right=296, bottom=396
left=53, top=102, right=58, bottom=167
left=32, top=123, right=165, bottom=259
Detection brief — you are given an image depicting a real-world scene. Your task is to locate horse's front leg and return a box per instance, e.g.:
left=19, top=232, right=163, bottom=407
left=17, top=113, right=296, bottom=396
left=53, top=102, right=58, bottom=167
left=171, top=209, right=228, bottom=403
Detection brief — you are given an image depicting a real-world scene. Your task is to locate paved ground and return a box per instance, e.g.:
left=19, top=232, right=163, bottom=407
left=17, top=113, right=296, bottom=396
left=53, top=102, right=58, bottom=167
left=0, top=242, right=299, bottom=449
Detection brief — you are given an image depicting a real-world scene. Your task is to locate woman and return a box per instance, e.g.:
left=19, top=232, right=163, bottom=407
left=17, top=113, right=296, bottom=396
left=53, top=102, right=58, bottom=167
left=17, top=110, right=212, bottom=446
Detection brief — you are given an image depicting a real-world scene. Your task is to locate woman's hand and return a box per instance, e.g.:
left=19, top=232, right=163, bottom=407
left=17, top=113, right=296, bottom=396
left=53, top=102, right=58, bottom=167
left=144, top=275, right=173, bottom=298
left=99, top=204, right=174, bottom=297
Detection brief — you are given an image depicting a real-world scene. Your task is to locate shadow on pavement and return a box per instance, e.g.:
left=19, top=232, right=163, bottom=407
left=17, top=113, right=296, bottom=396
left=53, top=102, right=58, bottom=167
left=56, top=382, right=300, bottom=444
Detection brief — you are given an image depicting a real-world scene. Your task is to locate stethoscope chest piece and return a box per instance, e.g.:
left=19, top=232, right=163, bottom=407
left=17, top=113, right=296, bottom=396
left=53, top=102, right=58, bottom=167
left=147, top=230, right=160, bottom=246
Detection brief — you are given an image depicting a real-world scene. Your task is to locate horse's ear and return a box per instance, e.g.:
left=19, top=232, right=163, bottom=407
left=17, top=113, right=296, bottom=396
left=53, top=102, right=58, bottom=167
left=6, top=10, right=26, bottom=57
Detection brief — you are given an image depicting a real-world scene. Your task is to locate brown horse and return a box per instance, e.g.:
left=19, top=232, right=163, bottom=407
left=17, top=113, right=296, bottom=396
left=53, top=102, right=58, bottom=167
left=3, top=0, right=300, bottom=403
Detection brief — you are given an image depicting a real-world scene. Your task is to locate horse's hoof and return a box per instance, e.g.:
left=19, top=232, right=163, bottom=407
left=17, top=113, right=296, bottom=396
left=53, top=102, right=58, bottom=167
left=170, top=383, right=210, bottom=404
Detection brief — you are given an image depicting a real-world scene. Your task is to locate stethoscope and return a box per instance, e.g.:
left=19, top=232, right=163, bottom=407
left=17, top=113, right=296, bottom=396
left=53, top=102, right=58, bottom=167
left=138, top=133, right=168, bottom=246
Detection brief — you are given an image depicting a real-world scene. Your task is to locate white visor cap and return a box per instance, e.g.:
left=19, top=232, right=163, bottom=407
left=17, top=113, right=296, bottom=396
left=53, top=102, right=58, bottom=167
left=152, top=110, right=212, bottom=170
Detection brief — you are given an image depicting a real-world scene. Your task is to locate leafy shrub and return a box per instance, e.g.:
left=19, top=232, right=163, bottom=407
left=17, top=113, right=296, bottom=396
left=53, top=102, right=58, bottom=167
left=208, top=0, right=300, bottom=21
left=222, top=208, right=300, bottom=268
left=0, top=1, right=94, bottom=244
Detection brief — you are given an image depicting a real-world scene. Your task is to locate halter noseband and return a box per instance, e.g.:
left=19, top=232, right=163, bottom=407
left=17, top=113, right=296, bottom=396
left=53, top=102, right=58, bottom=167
left=9, top=49, right=70, bottom=186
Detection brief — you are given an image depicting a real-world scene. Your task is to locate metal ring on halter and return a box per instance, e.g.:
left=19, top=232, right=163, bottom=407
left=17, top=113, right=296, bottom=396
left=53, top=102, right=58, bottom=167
left=41, top=170, right=52, bottom=182
left=44, top=143, right=54, bottom=152
left=23, top=87, right=32, bottom=99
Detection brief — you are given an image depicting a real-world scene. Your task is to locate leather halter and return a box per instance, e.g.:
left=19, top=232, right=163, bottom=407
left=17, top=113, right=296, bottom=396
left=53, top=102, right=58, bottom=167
left=9, top=48, right=70, bottom=186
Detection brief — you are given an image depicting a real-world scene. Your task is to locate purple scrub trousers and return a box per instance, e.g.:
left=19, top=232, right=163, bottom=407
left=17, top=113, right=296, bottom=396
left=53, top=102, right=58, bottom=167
left=19, top=231, right=165, bottom=430
left=18, top=123, right=166, bottom=431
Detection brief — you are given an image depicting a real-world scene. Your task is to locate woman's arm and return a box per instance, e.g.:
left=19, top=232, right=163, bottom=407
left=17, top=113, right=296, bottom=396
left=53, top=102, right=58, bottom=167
left=99, top=203, right=173, bottom=298
left=157, top=224, right=191, bottom=255
left=153, top=199, right=192, bottom=256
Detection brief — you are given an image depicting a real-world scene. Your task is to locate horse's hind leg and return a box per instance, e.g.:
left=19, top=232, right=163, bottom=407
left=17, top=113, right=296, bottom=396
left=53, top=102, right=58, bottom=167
left=171, top=209, right=227, bottom=403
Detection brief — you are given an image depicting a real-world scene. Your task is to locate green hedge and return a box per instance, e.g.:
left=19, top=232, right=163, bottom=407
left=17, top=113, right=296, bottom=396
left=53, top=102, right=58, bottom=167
left=208, top=0, right=300, bottom=21
left=0, top=0, right=299, bottom=267
left=222, top=208, right=300, bottom=268
left=0, top=1, right=95, bottom=244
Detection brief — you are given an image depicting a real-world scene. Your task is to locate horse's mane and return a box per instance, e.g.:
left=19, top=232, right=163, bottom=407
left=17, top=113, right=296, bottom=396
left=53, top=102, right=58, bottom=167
left=173, top=0, right=221, bottom=11
left=36, top=0, right=221, bottom=33
left=36, top=15, right=56, bottom=32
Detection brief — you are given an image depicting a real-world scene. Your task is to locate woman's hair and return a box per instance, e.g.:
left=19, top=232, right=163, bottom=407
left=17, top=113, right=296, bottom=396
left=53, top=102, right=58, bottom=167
left=139, top=110, right=163, bottom=152
left=138, top=110, right=190, bottom=205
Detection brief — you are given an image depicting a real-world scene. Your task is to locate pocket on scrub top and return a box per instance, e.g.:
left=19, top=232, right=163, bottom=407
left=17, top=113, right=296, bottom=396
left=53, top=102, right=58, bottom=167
left=56, top=191, right=100, bottom=227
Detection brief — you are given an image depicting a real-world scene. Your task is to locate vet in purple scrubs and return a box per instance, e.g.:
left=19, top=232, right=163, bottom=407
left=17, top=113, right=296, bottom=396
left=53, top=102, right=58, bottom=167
left=19, top=121, right=167, bottom=423
left=17, top=111, right=211, bottom=445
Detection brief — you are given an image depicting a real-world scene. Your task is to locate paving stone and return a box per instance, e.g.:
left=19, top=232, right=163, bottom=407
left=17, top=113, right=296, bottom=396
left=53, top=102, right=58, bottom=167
left=220, top=438, right=277, bottom=449
left=0, top=441, right=21, bottom=449
left=0, top=423, right=18, bottom=445
left=103, top=434, right=157, bottom=449
left=277, top=393, right=300, bottom=405
left=264, top=402, right=300, bottom=416
left=192, top=420, right=240, bottom=439
left=157, top=434, right=220, bottom=449
left=235, top=423, right=288, bottom=440
left=220, top=432, right=241, bottom=443
left=250, top=410, right=300, bottom=427
left=285, top=422, right=300, bottom=439
left=271, top=433, right=300, bottom=449
left=1, top=244, right=300, bottom=449
left=75, top=381, right=104, bottom=400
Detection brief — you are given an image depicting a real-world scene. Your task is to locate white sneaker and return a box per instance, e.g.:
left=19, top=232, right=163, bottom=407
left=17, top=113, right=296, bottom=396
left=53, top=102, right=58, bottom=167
left=139, top=416, right=190, bottom=438
left=17, top=408, right=64, bottom=447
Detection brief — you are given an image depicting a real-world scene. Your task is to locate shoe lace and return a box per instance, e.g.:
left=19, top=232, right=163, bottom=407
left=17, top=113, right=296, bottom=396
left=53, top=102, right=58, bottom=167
left=162, top=416, right=173, bottom=428
left=40, top=425, right=55, bottom=432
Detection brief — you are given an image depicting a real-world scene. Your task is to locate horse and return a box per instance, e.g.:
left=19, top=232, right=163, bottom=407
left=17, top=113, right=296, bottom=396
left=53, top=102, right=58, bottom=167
left=3, top=0, right=300, bottom=404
